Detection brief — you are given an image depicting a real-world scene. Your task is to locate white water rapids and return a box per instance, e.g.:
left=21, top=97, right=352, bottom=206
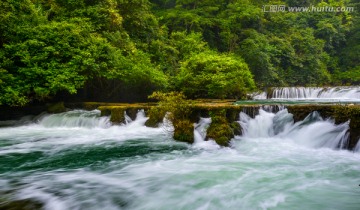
left=0, top=109, right=359, bottom=210
left=252, top=86, right=360, bottom=102
left=239, top=109, right=350, bottom=149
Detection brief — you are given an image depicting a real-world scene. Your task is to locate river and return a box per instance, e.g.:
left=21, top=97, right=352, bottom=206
left=1, top=106, right=359, bottom=210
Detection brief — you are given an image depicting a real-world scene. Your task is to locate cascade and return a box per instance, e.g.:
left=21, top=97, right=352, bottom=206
left=252, top=86, right=360, bottom=100
left=193, top=117, right=212, bottom=143
left=124, top=110, right=149, bottom=127
left=124, top=111, right=133, bottom=124
left=239, top=108, right=350, bottom=149
left=1, top=108, right=359, bottom=210
left=239, top=109, right=276, bottom=138
left=38, top=110, right=111, bottom=128
left=355, top=139, right=360, bottom=153
left=272, top=109, right=294, bottom=135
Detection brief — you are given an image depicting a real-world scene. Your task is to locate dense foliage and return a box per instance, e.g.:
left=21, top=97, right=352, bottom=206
left=176, top=51, right=255, bottom=99
left=0, top=0, right=359, bottom=105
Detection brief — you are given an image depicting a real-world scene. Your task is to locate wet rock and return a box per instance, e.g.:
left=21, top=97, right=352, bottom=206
left=206, top=110, right=234, bottom=147
left=46, top=102, right=66, bottom=113
left=173, top=119, right=194, bottom=144
left=230, top=122, right=242, bottom=136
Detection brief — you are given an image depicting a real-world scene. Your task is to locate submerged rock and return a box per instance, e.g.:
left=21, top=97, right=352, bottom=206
left=144, top=108, right=165, bottom=128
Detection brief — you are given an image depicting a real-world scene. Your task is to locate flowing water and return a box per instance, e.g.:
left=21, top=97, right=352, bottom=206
left=0, top=109, right=359, bottom=210
left=251, top=87, right=360, bottom=104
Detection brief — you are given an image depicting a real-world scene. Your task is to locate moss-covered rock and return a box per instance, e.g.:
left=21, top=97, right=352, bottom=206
left=287, top=105, right=334, bottom=122
left=226, top=109, right=240, bottom=122
left=100, top=108, right=111, bottom=117
left=98, top=104, right=150, bottom=124
left=46, top=102, right=66, bottom=113
left=110, top=108, right=126, bottom=124
left=145, top=108, right=165, bottom=128
left=230, top=121, right=242, bottom=136
left=206, top=109, right=234, bottom=147
left=173, top=119, right=194, bottom=144
left=98, top=106, right=126, bottom=124
left=126, top=108, right=139, bottom=121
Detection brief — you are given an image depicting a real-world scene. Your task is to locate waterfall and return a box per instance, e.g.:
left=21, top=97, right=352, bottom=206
left=252, top=91, right=267, bottom=100
left=272, top=109, right=294, bottom=135
left=2, top=107, right=360, bottom=209
left=252, top=86, right=360, bottom=100
left=124, top=110, right=148, bottom=127
left=355, top=139, right=360, bottom=153
left=124, top=111, right=133, bottom=124
left=239, top=108, right=350, bottom=149
left=38, top=110, right=111, bottom=128
left=239, top=110, right=276, bottom=138
left=38, top=110, right=148, bottom=128
left=194, top=117, right=212, bottom=143
left=193, top=117, right=220, bottom=149
left=37, top=109, right=150, bottom=129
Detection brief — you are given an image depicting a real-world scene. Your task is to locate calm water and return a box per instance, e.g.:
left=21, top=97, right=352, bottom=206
left=0, top=109, right=359, bottom=210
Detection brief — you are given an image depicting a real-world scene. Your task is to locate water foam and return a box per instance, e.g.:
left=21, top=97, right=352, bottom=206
left=38, top=110, right=111, bottom=128
left=239, top=108, right=350, bottom=149
left=194, top=117, right=212, bottom=143
left=0, top=109, right=166, bottom=155
left=252, top=86, right=360, bottom=101
left=1, top=109, right=360, bottom=210
left=355, top=139, right=360, bottom=153
left=193, top=117, right=220, bottom=150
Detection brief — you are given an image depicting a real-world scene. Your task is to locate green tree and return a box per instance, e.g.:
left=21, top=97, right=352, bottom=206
left=285, top=28, right=331, bottom=85
left=175, top=51, right=255, bottom=99
left=238, top=30, right=280, bottom=87
left=336, top=0, right=360, bottom=84
left=0, top=20, right=109, bottom=105
left=149, top=31, right=209, bottom=75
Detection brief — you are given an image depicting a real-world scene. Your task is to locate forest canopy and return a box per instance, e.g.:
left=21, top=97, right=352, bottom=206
left=0, top=0, right=359, bottom=106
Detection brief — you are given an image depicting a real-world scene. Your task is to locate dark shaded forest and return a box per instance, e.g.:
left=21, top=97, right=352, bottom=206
left=0, top=0, right=359, bottom=106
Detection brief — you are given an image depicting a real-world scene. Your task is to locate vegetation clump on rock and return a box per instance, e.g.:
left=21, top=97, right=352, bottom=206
left=206, top=110, right=234, bottom=147
left=148, top=92, right=194, bottom=143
